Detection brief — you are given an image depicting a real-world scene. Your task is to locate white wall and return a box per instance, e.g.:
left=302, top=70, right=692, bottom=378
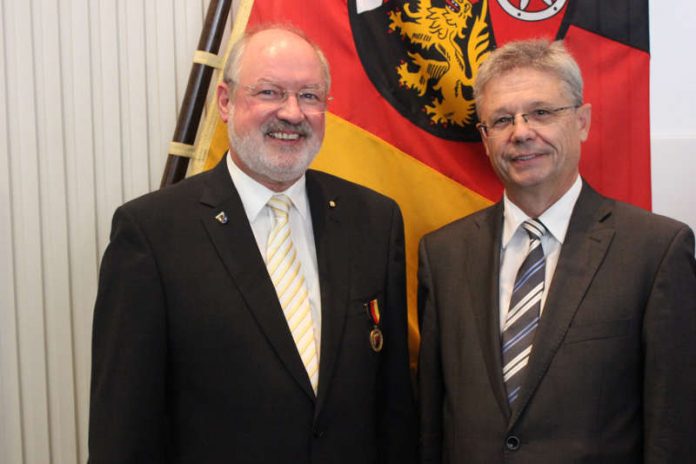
left=0, top=1, right=694, bottom=463
left=0, top=1, right=210, bottom=462
left=649, top=1, right=696, bottom=230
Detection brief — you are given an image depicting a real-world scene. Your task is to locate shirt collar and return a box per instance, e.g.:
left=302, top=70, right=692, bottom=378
left=226, top=153, right=309, bottom=221
left=502, top=175, right=582, bottom=248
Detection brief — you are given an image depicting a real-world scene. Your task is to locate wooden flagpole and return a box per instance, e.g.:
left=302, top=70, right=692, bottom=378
left=160, top=0, right=233, bottom=188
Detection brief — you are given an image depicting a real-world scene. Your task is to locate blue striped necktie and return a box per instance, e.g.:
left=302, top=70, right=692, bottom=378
left=502, top=218, right=546, bottom=406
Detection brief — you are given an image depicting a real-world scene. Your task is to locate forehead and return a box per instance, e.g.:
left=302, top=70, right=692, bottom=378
left=480, top=68, right=566, bottom=114
left=238, top=30, right=324, bottom=86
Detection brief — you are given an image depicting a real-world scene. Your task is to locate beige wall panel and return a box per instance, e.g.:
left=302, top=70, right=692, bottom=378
left=0, top=0, right=209, bottom=462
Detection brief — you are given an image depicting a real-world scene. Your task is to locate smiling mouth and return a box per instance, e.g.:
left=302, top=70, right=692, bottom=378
left=511, top=153, right=544, bottom=162
left=267, top=131, right=301, bottom=141
left=264, top=119, right=310, bottom=142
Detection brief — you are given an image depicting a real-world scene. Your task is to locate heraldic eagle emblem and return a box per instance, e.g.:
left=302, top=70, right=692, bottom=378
left=388, top=0, right=490, bottom=127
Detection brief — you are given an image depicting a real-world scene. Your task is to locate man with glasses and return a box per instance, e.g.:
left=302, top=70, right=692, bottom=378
left=89, top=25, right=416, bottom=463
left=418, top=39, right=696, bottom=462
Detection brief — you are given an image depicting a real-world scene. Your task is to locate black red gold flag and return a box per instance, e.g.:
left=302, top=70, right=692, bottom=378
left=197, top=0, right=650, bottom=363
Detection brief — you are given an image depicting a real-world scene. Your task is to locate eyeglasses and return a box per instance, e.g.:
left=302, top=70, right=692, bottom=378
left=477, top=105, right=580, bottom=138
left=240, top=82, right=331, bottom=114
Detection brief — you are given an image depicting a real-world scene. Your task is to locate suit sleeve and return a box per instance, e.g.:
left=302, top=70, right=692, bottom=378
left=378, top=202, right=419, bottom=464
left=88, top=206, right=168, bottom=463
left=643, top=225, right=696, bottom=463
left=417, top=236, right=444, bottom=464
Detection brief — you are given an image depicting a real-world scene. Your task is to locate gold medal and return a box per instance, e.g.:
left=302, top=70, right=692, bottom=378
left=369, top=327, right=384, bottom=352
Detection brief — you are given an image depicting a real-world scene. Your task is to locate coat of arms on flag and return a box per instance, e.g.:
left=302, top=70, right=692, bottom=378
left=167, top=0, right=650, bottom=365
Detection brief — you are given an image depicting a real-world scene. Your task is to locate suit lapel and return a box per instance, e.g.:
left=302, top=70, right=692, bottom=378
left=509, top=183, right=615, bottom=427
left=305, top=172, right=351, bottom=415
left=468, top=203, right=511, bottom=418
left=198, top=161, right=316, bottom=400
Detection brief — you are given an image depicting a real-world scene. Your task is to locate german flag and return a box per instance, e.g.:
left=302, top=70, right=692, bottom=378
left=194, top=0, right=650, bottom=364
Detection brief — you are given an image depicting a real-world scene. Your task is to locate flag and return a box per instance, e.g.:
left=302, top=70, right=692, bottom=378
left=193, top=0, right=650, bottom=366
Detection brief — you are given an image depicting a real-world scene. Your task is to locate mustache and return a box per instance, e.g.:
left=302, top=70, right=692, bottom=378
left=263, top=119, right=312, bottom=137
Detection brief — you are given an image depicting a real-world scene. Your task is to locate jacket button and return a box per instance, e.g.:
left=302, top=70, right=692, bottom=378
left=505, top=435, right=520, bottom=451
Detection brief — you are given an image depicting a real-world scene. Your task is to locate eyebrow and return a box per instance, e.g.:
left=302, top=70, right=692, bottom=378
left=252, top=78, right=324, bottom=89
left=489, top=100, right=560, bottom=115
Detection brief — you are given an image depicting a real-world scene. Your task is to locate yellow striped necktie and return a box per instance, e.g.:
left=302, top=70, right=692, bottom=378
left=266, top=194, right=319, bottom=393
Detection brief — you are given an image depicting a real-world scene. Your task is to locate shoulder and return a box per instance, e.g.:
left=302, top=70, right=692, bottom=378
left=609, top=200, right=695, bottom=255
left=109, top=168, right=225, bottom=238
left=611, top=199, right=690, bottom=235
left=123, top=170, right=213, bottom=212
left=578, top=184, right=694, bottom=258
left=577, top=181, right=689, bottom=237
left=118, top=161, right=231, bottom=220
left=422, top=203, right=499, bottom=246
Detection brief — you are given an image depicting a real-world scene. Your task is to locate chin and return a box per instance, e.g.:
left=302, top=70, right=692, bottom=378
left=263, top=154, right=316, bottom=182
left=266, top=166, right=308, bottom=183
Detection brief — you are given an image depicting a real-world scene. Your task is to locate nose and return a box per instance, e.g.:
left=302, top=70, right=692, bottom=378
left=510, top=113, right=535, bottom=142
left=276, top=93, right=305, bottom=124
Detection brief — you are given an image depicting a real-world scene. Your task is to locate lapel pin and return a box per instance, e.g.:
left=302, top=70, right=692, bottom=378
left=328, top=200, right=336, bottom=208
left=215, top=211, right=228, bottom=224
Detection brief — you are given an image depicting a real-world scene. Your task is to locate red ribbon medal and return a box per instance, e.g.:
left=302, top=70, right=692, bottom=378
left=365, top=299, right=383, bottom=352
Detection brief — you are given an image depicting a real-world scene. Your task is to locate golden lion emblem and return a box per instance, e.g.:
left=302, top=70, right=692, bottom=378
left=388, top=0, right=490, bottom=127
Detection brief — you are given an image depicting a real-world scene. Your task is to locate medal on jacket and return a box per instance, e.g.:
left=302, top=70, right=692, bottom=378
left=365, top=299, right=383, bottom=352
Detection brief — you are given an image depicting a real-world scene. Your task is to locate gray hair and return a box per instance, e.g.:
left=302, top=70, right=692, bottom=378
left=474, top=39, right=583, bottom=113
left=222, top=24, right=331, bottom=91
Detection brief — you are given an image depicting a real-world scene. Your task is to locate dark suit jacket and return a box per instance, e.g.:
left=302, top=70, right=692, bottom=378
left=418, top=182, right=696, bottom=463
left=89, top=160, right=417, bottom=463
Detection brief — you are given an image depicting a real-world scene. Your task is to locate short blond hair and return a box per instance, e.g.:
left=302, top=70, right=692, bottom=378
left=474, top=39, right=583, bottom=114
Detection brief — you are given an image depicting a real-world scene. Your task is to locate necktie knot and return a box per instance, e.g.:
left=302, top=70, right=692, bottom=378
left=523, top=218, right=546, bottom=242
left=268, top=194, right=291, bottom=222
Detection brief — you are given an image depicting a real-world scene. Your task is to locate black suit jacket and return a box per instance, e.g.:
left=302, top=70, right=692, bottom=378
left=418, top=182, right=696, bottom=463
left=89, top=160, right=417, bottom=463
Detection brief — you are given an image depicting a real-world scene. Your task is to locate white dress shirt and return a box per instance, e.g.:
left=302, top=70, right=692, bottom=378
left=499, top=176, right=582, bottom=331
left=227, top=154, right=322, bottom=353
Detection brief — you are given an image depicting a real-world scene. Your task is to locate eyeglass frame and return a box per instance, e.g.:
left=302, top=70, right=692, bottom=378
left=234, top=80, right=333, bottom=114
left=476, top=104, right=581, bottom=139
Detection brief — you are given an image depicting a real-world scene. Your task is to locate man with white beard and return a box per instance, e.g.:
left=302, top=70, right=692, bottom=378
left=88, top=25, right=417, bottom=464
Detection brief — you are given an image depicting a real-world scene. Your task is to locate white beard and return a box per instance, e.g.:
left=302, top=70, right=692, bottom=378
left=228, top=109, right=322, bottom=184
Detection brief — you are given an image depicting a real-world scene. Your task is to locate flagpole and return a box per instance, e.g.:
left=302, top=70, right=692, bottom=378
left=160, top=0, right=233, bottom=188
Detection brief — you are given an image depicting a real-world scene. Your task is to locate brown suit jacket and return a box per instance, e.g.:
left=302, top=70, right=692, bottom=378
left=418, top=182, right=696, bottom=463
left=89, top=160, right=417, bottom=463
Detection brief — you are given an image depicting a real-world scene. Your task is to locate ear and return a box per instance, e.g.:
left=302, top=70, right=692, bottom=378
left=576, top=103, right=592, bottom=142
left=217, top=82, right=232, bottom=123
